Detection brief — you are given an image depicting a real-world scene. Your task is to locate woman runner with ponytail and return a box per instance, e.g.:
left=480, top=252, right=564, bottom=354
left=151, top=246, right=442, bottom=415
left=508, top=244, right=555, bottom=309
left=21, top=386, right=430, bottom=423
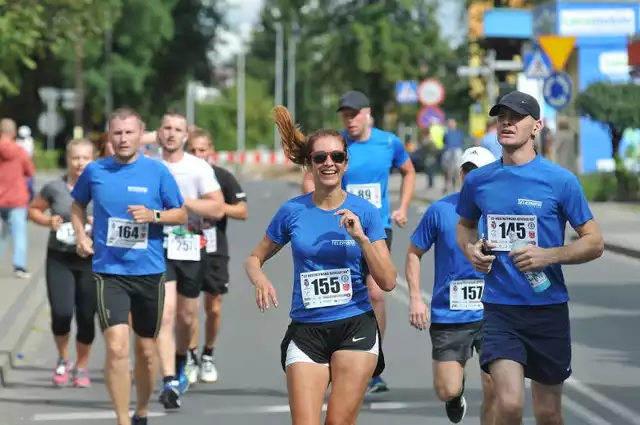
left=245, top=106, right=397, bottom=425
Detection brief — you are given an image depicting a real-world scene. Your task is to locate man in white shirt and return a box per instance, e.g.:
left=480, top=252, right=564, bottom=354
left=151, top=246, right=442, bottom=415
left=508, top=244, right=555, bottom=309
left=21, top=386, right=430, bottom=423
left=154, top=111, right=224, bottom=410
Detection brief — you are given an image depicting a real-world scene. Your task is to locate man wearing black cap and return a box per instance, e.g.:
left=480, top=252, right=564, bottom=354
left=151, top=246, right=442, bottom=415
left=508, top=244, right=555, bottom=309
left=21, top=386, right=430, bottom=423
left=302, top=90, right=416, bottom=393
left=455, top=91, right=604, bottom=424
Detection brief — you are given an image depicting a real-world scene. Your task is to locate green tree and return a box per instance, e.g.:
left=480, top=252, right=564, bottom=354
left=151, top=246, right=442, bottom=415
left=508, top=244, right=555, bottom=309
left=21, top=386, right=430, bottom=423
left=244, top=0, right=469, bottom=133
left=575, top=81, right=640, bottom=199
left=54, top=0, right=222, bottom=126
left=0, top=0, right=123, bottom=98
left=0, top=0, right=224, bottom=148
left=195, top=76, right=275, bottom=152
left=0, top=1, right=49, bottom=97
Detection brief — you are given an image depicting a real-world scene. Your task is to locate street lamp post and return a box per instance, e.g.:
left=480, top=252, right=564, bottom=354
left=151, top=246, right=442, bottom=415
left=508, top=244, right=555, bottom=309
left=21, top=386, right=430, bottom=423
left=287, top=20, right=300, bottom=121
left=273, top=8, right=284, bottom=151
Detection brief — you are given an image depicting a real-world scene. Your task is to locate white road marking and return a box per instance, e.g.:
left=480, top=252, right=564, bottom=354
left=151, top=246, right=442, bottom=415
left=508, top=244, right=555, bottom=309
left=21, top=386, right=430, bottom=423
left=566, top=376, right=640, bottom=425
left=392, top=276, right=627, bottom=425
left=202, top=401, right=445, bottom=415
left=31, top=410, right=166, bottom=421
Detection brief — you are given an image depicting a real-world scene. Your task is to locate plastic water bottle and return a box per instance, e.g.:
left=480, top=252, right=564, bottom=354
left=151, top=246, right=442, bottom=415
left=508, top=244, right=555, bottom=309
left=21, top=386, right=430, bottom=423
left=509, top=231, right=551, bottom=293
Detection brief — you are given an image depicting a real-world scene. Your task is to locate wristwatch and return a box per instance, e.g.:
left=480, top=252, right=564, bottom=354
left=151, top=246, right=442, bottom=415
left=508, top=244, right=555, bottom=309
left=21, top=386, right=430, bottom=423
left=153, top=210, right=161, bottom=223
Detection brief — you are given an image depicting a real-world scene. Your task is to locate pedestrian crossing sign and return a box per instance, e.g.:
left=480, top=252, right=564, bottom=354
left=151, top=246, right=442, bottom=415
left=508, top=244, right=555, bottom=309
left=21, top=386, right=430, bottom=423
left=524, top=50, right=552, bottom=80
left=395, top=80, right=418, bottom=104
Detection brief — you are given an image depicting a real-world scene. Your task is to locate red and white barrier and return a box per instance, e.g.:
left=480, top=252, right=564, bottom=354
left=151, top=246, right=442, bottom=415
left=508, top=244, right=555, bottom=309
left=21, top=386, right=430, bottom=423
left=210, top=150, right=292, bottom=165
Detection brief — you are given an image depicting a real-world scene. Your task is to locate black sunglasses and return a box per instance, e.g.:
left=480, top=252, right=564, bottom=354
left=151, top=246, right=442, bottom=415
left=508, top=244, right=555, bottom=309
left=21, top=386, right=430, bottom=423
left=310, top=150, right=347, bottom=164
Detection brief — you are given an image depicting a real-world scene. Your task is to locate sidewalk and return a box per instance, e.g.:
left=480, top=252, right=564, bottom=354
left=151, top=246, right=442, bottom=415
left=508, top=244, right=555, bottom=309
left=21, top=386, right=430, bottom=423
left=390, top=173, right=640, bottom=259
left=0, top=223, right=50, bottom=386
left=0, top=172, right=62, bottom=385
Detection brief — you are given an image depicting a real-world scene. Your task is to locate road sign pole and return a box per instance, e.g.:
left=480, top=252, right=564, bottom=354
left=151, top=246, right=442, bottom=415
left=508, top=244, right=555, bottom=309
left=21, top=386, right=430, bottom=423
left=46, top=99, right=57, bottom=150
left=457, top=50, right=523, bottom=106
left=486, top=50, right=497, bottom=106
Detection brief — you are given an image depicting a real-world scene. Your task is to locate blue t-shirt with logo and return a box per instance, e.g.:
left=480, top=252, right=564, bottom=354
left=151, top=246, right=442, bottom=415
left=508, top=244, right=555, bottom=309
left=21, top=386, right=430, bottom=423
left=266, top=192, right=386, bottom=323
left=71, top=155, right=184, bottom=276
left=456, top=155, right=593, bottom=306
left=341, top=128, right=410, bottom=229
left=411, top=192, right=485, bottom=324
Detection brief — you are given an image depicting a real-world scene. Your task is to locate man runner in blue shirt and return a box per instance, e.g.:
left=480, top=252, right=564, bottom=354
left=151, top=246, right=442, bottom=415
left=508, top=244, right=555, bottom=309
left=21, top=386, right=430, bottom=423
left=70, top=108, right=187, bottom=425
left=301, top=91, right=415, bottom=392
left=455, top=91, right=604, bottom=425
left=406, top=146, right=497, bottom=424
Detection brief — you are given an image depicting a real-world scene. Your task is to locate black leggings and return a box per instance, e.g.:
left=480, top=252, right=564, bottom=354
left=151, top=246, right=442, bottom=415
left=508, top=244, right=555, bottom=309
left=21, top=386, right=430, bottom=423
left=45, top=250, right=96, bottom=345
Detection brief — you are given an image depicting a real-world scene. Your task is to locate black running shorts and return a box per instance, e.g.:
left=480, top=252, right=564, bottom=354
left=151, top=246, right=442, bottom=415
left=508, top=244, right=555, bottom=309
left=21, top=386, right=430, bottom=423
left=165, top=249, right=206, bottom=299
left=280, top=310, right=385, bottom=377
left=430, top=320, right=483, bottom=363
left=202, top=254, right=230, bottom=295
left=95, top=272, right=165, bottom=339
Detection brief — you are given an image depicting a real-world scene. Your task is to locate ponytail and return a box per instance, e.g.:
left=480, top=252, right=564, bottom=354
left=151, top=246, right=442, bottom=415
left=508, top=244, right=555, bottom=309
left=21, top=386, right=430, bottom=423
left=273, top=106, right=308, bottom=165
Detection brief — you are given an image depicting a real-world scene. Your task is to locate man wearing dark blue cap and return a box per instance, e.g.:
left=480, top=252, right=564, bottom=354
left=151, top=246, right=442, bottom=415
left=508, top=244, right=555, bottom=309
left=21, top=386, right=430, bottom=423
left=455, top=91, right=604, bottom=424
left=301, top=90, right=416, bottom=393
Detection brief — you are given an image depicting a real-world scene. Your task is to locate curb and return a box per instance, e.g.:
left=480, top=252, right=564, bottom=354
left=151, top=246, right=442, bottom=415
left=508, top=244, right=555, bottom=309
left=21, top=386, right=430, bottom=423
left=0, top=268, right=48, bottom=387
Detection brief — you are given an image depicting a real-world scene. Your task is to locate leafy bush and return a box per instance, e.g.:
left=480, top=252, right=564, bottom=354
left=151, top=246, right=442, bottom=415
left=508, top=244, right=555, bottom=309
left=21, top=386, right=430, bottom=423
left=580, top=172, right=640, bottom=202
left=32, top=140, right=62, bottom=170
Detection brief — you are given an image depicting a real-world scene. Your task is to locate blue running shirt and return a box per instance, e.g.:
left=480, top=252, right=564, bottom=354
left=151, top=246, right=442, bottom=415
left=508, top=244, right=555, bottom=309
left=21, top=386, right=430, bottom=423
left=266, top=192, right=386, bottom=323
left=411, top=193, right=485, bottom=324
left=456, top=155, right=593, bottom=306
left=71, top=155, right=184, bottom=276
left=341, top=128, right=410, bottom=229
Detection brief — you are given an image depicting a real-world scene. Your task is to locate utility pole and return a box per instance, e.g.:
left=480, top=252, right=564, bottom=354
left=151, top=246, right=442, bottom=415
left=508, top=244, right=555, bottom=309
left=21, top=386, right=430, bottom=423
left=104, top=27, right=113, bottom=119
left=186, top=82, right=195, bottom=125
left=237, top=51, right=246, bottom=153
left=286, top=20, right=300, bottom=121
left=273, top=8, right=284, bottom=150
left=74, top=36, right=84, bottom=139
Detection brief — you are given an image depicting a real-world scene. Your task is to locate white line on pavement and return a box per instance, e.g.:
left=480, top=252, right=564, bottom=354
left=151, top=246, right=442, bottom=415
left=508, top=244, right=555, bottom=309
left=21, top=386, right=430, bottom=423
left=202, top=401, right=444, bottom=415
left=566, top=376, right=640, bottom=425
left=31, top=410, right=167, bottom=421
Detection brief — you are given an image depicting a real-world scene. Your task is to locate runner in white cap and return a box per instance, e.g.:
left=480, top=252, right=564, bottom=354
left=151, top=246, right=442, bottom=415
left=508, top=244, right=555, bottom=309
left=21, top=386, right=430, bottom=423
left=405, top=146, right=497, bottom=424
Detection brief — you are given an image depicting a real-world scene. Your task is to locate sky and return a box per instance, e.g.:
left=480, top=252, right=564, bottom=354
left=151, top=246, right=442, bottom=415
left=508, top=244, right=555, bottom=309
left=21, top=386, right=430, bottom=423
left=214, top=0, right=464, bottom=64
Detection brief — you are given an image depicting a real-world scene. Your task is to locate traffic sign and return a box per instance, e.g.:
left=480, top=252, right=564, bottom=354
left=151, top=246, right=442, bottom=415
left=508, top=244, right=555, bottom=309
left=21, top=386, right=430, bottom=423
left=537, top=36, right=576, bottom=72
left=60, top=89, right=77, bottom=111
left=37, top=112, right=65, bottom=136
left=523, top=50, right=552, bottom=79
left=417, top=106, right=445, bottom=128
left=457, top=66, right=490, bottom=77
left=457, top=60, right=523, bottom=77
left=38, top=87, right=60, bottom=103
left=543, top=72, right=573, bottom=111
left=395, top=80, right=418, bottom=104
left=418, top=79, right=445, bottom=106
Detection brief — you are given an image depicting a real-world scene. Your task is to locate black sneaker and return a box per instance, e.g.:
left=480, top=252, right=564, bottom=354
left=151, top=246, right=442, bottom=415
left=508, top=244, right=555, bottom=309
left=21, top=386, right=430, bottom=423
left=132, top=414, right=148, bottom=425
left=445, top=376, right=467, bottom=423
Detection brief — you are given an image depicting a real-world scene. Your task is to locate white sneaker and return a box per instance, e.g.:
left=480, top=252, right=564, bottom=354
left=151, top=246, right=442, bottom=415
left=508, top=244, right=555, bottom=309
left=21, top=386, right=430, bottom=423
left=185, top=352, right=199, bottom=385
left=199, top=355, right=218, bottom=383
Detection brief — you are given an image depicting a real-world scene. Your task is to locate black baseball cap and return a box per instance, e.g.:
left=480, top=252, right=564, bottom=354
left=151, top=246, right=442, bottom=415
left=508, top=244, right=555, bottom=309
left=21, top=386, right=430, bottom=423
left=337, top=91, right=370, bottom=112
left=489, top=91, right=541, bottom=120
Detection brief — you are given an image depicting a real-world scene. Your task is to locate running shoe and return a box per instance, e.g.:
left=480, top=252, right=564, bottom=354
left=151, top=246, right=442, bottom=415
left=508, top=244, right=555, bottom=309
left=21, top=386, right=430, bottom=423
left=199, top=354, right=218, bottom=383
left=52, top=358, right=71, bottom=387
left=367, top=375, right=389, bottom=393
left=72, top=367, right=91, bottom=388
left=159, top=379, right=181, bottom=409
left=445, top=376, right=467, bottom=423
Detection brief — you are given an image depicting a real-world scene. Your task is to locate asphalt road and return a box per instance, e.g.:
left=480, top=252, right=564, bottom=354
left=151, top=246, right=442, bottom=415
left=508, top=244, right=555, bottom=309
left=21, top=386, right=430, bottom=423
left=1, top=179, right=640, bottom=424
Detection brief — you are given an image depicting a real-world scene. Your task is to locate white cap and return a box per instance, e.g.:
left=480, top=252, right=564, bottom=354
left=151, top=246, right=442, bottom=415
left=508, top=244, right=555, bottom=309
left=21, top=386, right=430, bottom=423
left=18, top=125, right=31, bottom=138
left=458, top=146, right=496, bottom=169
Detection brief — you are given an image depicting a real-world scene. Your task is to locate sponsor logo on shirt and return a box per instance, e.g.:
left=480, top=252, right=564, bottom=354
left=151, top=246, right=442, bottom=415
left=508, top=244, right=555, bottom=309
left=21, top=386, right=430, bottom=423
left=517, top=198, right=542, bottom=208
